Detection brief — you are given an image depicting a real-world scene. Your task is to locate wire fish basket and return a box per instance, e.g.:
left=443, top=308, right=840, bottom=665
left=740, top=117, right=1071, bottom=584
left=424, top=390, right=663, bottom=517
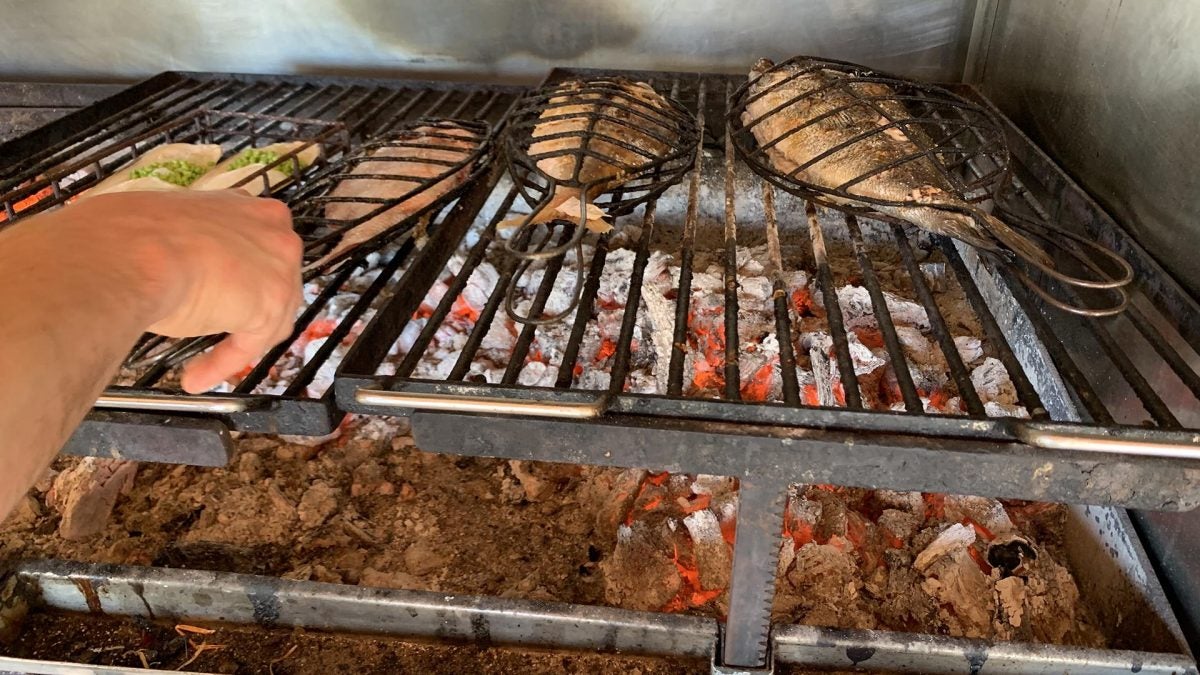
left=501, top=77, right=701, bottom=324
left=728, top=55, right=1132, bottom=317
left=126, top=117, right=492, bottom=373
left=295, top=117, right=493, bottom=278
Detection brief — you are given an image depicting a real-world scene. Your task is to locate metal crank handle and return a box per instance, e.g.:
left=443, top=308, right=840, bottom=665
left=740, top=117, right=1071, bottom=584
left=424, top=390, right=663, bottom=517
left=94, top=391, right=249, bottom=414
left=1016, top=424, right=1200, bottom=460
left=354, top=387, right=609, bottom=419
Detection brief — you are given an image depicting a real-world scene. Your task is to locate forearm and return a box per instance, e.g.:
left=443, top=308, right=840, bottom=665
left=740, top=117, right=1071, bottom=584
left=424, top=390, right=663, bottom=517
left=0, top=191, right=300, bottom=523
left=0, top=213, right=161, bottom=519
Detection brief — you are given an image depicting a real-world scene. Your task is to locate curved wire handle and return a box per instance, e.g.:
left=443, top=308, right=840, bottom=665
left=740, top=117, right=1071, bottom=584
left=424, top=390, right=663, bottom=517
left=973, top=203, right=1134, bottom=317
left=501, top=177, right=605, bottom=325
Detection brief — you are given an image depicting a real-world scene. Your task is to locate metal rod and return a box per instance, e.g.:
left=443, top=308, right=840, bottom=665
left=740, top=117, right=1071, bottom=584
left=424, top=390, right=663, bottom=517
left=938, top=239, right=1048, bottom=419
left=356, top=388, right=609, bottom=418
left=666, top=79, right=707, bottom=397
left=501, top=227, right=576, bottom=384
left=285, top=243, right=416, bottom=397
left=556, top=236, right=611, bottom=388
left=397, top=188, right=521, bottom=377
left=891, top=225, right=987, bottom=417
left=236, top=259, right=361, bottom=393
left=609, top=202, right=658, bottom=391
left=805, top=202, right=863, bottom=409
left=93, top=392, right=248, bottom=414
left=721, top=95, right=742, bottom=401
left=845, top=214, right=923, bottom=412
left=762, top=184, right=801, bottom=407
left=447, top=228, right=541, bottom=382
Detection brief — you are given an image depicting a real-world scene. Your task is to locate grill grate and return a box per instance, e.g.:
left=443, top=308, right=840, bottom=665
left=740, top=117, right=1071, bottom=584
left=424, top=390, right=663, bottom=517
left=0, top=72, right=524, bottom=437
left=338, top=69, right=1200, bottom=509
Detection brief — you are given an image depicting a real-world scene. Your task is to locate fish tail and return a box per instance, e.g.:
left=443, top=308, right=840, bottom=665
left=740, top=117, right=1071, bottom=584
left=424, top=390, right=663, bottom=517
left=499, top=188, right=609, bottom=232
left=980, top=212, right=1055, bottom=269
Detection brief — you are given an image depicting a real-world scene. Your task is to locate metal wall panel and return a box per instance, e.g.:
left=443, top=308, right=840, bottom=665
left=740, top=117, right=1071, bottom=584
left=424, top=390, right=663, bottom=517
left=977, top=0, right=1200, bottom=296
left=0, top=0, right=976, bottom=82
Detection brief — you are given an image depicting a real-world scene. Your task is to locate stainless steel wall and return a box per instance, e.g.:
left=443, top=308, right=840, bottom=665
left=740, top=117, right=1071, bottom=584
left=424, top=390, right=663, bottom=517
left=0, top=1, right=976, bottom=82
left=975, top=0, right=1200, bottom=296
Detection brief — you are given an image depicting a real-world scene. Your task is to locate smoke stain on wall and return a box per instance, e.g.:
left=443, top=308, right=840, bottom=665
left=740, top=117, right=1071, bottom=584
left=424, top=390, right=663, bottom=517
left=336, top=0, right=639, bottom=63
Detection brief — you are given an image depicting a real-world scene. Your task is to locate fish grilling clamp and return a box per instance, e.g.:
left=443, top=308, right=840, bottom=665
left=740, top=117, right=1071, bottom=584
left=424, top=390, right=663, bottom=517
left=728, top=55, right=1133, bottom=318
left=501, top=78, right=700, bottom=325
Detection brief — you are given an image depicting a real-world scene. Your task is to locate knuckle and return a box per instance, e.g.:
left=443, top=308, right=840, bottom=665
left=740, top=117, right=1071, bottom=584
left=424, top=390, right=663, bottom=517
left=259, top=198, right=292, bottom=221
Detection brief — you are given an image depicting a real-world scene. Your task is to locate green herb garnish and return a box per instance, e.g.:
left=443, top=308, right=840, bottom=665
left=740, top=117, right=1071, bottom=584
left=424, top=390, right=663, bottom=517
left=227, top=148, right=305, bottom=176
left=129, top=160, right=211, bottom=186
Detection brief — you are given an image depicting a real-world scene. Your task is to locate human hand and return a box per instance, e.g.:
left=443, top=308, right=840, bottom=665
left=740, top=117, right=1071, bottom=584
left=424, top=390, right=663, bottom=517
left=76, top=190, right=303, bottom=393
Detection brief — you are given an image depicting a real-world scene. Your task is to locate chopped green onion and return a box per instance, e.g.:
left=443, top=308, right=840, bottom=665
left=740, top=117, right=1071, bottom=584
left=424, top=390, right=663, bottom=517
left=227, top=148, right=306, bottom=176
left=129, top=160, right=211, bottom=186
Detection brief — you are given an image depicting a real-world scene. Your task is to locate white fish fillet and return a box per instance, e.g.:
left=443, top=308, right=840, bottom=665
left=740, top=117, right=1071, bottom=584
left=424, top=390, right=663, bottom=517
left=304, top=125, right=479, bottom=273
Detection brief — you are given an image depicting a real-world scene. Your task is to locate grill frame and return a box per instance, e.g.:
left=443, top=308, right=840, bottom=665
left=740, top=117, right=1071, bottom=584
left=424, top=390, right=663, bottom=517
left=0, top=70, right=526, bottom=453
left=335, top=68, right=1200, bottom=510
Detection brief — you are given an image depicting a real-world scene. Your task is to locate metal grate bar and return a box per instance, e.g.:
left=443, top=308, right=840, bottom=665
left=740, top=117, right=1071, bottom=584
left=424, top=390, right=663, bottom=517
left=421, top=90, right=457, bottom=119
left=1059, top=291, right=1180, bottom=427
left=845, top=213, right=923, bottom=412
left=397, top=189, right=520, bottom=377
left=804, top=202, right=863, bottom=409
left=762, top=184, right=801, bottom=406
left=0, top=78, right=211, bottom=188
left=610, top=202, right=658, bottom=391
left=666, top=80, right=707, bottom=397
left=235, top=261, right=361, bottom=394
left=284, top=242, right=416, bottom=397
left=473, top=91, right=506, bottom=122
left=447, top=91, right=479, bottom=119
left=891, top=226, right=987, bottom=416
left=501, top=227, right=576, bottom=384
left=351, top=88, right=413, bottom=138
left=1125, top=309, right=1200, bottom=403
left=937, top=241, right=1048, bottom=419
left=556, top=237, right=612, bottom=388
left=722, top=113, right=743, bottom=401
left=446, top=228, right=540, bottom=382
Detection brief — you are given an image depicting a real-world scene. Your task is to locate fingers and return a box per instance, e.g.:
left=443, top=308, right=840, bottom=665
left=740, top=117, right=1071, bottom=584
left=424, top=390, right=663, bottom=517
left=180, top=317, right=293, bottom=394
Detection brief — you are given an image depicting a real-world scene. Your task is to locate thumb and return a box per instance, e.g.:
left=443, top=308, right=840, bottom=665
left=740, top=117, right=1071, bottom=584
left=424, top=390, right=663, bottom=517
left=179, top=332, right=274, bottom=394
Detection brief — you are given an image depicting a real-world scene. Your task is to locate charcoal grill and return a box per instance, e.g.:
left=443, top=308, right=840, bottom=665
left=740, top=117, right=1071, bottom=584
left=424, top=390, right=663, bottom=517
left=330, top=68, right=1200, bottom=668
left=4, top=66, right=1200, bottom=673
left=0, top=71, right=524, bottom=461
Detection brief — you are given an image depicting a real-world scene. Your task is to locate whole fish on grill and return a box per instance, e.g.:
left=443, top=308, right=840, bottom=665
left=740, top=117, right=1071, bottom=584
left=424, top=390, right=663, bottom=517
left=503, top=79, right=679, bottom=233
left=304, top=124, right=481, bottom=273
left=742, top=58, right=1051, bottom=266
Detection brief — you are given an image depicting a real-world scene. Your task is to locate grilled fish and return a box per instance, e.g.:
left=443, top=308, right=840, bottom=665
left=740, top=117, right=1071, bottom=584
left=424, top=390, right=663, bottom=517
left=304, top=124, right=480, bottom=273
left=505, top=79, right=678, bottom=233
left=743, top=58, right=1050, bottom=266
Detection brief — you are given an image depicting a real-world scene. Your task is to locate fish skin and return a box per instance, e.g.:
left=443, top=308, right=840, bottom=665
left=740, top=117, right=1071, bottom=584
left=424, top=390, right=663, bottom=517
left=515, top=79, right=678, bottom=230
left=306, top=125, right=479, bottom=273
left=743, top=58, right=1050, bottom=266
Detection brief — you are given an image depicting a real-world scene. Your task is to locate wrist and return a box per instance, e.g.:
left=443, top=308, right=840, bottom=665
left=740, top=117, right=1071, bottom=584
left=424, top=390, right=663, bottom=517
left=45, top=196, right=187, bottom=330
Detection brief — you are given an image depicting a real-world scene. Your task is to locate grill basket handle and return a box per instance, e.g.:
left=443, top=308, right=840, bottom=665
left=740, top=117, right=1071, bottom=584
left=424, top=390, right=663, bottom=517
left=354, top=387, right=609, bottom=419
left=94, top=392, right=249, bottom=414
left=1016, top=424, right=1200, bottom=460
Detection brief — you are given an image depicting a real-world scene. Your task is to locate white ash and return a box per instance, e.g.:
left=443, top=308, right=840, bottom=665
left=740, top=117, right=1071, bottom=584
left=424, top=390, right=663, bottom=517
left=836, top=285, right=931, bottom=332
left=971, top=357, right=1019, bottom=406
